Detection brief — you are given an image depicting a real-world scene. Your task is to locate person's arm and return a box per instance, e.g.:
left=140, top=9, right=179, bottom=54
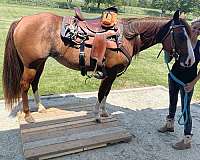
left=185, top=70, right=200, bottom=92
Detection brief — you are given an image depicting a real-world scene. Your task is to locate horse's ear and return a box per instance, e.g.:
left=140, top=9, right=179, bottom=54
left=180, top=12, right=186, bottom=20
left=173, top=10, right=180, bottom=20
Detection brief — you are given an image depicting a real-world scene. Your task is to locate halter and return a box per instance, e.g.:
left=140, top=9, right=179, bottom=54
left=157, top=21, right=186, bottom=59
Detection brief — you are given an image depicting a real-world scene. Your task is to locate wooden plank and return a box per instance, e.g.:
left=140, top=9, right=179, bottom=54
left=33, top=107, right=91, bottom=118
left=24, top=128, right=131, bottom=158
left=19, top=110, right=89, bottom=124
left=30, top=103, right=95, bottom=113
left=22, top=117, right=96, bottom=134
left=84, top=143, right=107, bottom=151
left=24, top=126, right=126, bottom=150
left=22, top=121, right=119, bottom=143
left=20, top=113, right=93, bottom=130
left=53, top=103, right=95, bottom=111
left=39, top=148, right=83, bottom=160
left=21, top=117, right=117, bottom=138
left=39, top=144, right=107, bottom=160
left=21, top=116, right=117, bottom=134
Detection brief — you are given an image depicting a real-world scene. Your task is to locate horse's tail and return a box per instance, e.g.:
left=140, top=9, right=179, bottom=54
left=3, top=20, right=23, bottom=110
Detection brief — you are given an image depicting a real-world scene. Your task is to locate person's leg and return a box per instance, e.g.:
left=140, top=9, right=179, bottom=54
left=180, top=87, right=193, bottom=135
left=168, top=74, right=180, bottom=119
left=158, top=74, right=180, bottom=133
left=172, top=87, right=193, bottom=150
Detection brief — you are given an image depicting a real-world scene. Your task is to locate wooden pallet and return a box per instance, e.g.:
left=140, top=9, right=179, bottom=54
left=18, top=106, right=132, bottom=160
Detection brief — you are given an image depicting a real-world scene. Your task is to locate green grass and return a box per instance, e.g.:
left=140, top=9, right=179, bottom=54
left=0, top=3, right=200, bottom=101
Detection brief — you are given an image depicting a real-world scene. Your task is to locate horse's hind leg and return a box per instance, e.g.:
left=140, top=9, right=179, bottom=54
left=20, top=67, right=36, bottom=123
left=31, top=61, right=46, bottom=113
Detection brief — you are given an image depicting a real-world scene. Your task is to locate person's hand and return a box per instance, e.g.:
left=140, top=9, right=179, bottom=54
left=184, top=81, right=196, bottom=92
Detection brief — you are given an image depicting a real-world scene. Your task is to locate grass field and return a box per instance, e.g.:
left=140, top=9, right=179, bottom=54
left=0, top=2, right=200, bottom=100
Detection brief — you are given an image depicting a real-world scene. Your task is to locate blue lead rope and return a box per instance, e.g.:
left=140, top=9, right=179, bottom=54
left=165, top=55, right=188, bottom=126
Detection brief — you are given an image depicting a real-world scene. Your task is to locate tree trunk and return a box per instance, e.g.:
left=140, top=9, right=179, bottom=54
left=97, top=2, right=100, bottom=8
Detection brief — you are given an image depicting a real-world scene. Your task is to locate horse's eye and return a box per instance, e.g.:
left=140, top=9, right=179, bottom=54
left=175, top=32, right=186, bottom=42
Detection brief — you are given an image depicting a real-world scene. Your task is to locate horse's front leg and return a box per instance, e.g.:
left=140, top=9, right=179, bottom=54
left=33, top=90, right=46, bottom=113
left=95, top=73, right=117, bottom=122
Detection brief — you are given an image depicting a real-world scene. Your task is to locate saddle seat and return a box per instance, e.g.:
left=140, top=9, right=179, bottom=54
left=74, top=7, right=118, bottom=34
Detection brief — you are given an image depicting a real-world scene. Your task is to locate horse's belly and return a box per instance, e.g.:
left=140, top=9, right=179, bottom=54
left=53, top=56, right=79, bottom=70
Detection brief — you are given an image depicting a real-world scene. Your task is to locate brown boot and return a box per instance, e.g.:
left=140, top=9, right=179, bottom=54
left=172, top=135, right=192, bottom=150
left=158, top=116, right=174, bottom=133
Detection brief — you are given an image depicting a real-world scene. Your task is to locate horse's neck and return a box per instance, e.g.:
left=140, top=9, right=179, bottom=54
left=135, top=20, right=169, bottom=51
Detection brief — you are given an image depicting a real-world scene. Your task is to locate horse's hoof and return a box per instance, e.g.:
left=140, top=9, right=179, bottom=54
left=38, top=108, right=46, bottom=113
left=95, top=118, right=101, bottom=123
left=101, top=112, right=110, bottom=117
left=93, top=111, right=101, bottom=123
left=25, top=113, right=35, bottom=123
left=38, top=104, right=47, bottom=113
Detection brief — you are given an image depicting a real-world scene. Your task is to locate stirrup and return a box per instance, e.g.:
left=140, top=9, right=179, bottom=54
left=94, top=71, right=106, bottom=79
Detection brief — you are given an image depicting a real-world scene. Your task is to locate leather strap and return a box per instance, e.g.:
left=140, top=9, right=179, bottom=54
left=119, top=45, right=132, bottom=66
left=79, top=42, right=87, bottom=76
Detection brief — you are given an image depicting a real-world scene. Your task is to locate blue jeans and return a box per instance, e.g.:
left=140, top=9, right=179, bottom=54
left=168, top=74, right=193, bottom=135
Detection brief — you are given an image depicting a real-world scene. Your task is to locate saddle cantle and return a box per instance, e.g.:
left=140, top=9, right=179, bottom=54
left=61, top=7, right=126, bottom=78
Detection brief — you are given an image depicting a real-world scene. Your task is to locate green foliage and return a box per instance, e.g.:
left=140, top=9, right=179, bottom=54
left=151, top=0, right=176, bottom=14
left=178, top=0, right=197, bottom=13
left=127, top=0, right=138, bottom=6
left=83, top=0, right=125, bottom=8
left=4, top=0, right=83, bottom=9
left=190, top=0, right=200, bottom=16
left=151, top=0, right=200, bottom=15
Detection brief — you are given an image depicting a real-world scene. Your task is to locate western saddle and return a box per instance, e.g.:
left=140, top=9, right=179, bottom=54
left=61, top=6, right=124, bottom=78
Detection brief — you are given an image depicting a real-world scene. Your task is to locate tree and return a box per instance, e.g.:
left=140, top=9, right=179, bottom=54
left=178, top=0, right=195, bottom=13
left=192, top=0, right=200, bottom=16
left=151, top=0, right=177, bottom=15
left=151, top=0, right=200, bottom=15
left=137, top=0, right=152, bottom=7
left=84, top=0, right=124, bottom=8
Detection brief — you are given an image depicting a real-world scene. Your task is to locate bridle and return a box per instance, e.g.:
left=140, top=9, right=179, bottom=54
left=157, top=21, right=186, bottom=60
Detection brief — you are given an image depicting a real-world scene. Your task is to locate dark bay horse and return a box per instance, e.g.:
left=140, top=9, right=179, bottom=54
left=3, top=10, right=195, bottom=122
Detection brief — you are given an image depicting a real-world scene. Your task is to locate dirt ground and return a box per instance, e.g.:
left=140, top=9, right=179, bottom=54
left=1, top=85, right=200, bottom=160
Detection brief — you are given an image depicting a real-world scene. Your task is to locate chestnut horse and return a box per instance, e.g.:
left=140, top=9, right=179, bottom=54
left=3, top=10, right=195, bottom=122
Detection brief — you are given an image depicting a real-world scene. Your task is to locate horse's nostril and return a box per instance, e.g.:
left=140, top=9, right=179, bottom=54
left=188, top=59, right=191, bottom=67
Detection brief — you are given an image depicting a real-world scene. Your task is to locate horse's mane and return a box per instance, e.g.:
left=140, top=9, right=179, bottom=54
left=122, top=16, right=191, bottom=38
left=120, top=16, right=191, bottom=56
left=122, top=16, right=170, bottom=22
